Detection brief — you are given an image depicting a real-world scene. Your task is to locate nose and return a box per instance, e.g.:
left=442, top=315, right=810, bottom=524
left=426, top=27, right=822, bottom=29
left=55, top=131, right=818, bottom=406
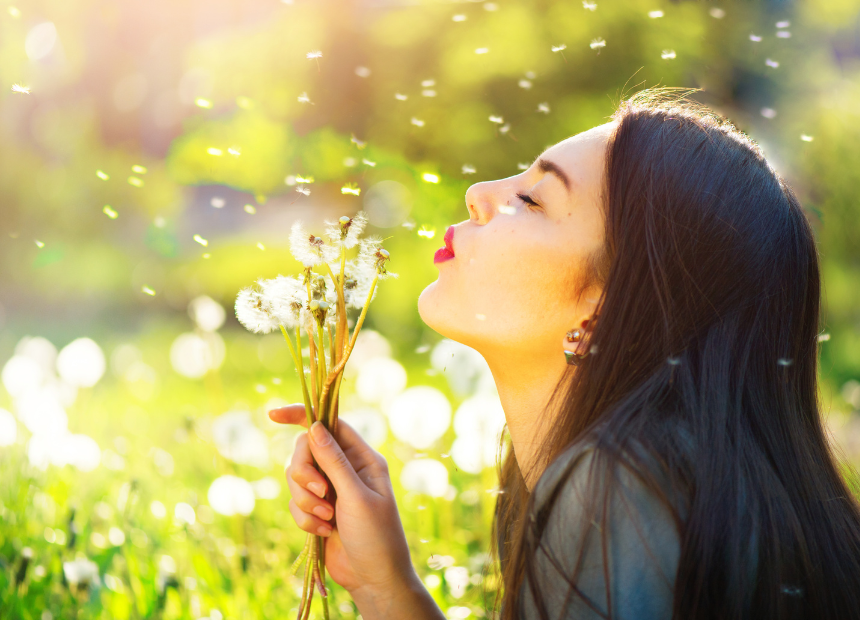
left=465, top=181, right=498, bottom=225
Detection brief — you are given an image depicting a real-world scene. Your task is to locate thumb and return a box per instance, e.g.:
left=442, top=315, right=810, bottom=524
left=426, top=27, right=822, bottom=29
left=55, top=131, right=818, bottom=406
left=308, top=421, right=363, bottom=497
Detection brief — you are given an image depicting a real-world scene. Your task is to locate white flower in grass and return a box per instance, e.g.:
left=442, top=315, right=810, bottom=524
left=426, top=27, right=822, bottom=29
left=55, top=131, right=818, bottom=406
left=63, top=557, right=100, bottom=587
left=208, top=475, right=256, bottom=516
left=235, top=286, right=280, bottom=334
left=324, top=211, right=369, bottom=249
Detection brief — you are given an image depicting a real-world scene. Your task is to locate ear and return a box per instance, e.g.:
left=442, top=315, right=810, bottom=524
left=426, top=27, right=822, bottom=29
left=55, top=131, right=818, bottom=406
left=562, top=284, right=602, bottom=354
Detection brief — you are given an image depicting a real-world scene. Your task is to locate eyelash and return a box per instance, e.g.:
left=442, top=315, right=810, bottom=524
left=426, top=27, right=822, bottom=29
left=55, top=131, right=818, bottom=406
left=516, top=192, right=541, bottom=211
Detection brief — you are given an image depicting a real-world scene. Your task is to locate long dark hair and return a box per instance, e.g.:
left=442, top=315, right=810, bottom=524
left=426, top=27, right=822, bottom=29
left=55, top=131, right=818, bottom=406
left=487, top=87, right=860, bottom=619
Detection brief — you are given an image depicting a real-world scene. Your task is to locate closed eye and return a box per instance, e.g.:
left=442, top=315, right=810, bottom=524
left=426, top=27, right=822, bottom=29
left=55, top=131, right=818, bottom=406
left=516, top=192, right=542, bottom=210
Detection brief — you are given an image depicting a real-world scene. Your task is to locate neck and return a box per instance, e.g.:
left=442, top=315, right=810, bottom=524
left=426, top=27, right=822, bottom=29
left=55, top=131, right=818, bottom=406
left=482, top=348, right=569, bottom=492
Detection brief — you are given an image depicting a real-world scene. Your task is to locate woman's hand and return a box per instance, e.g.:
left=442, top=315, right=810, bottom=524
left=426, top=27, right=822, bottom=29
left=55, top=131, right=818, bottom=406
left=269, top=405, right=417, bottom=597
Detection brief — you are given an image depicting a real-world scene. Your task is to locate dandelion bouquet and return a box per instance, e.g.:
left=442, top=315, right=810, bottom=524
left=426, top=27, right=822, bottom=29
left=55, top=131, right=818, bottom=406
left=234, top=212, right=395, bottom=619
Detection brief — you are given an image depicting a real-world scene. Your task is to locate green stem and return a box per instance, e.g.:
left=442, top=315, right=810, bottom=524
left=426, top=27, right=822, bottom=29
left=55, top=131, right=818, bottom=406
left=281, top=325, right=314, bottom=427
left=318, top=273, right=379, bottom=413
left=316, top=320, right=328, bottom=420
left=290, top=534, right=311, bottom=576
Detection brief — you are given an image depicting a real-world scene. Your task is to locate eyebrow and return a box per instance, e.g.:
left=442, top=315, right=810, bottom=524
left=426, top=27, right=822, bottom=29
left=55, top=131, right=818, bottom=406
left=536, top=156, right=573, bottom=194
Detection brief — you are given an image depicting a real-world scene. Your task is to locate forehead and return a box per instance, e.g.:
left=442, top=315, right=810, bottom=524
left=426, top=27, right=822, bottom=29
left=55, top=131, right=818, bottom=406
left=538, top=121, right=617, bottom=191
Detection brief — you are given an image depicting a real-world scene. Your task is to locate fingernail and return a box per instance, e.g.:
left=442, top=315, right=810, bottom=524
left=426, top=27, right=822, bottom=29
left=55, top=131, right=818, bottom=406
left=310, top=421, right=331, bottom=446
left=308, top=482, right=326, bottom=498
left=317, top=525, right=332, bottom=536
left=313, top=505, right=332, bottom=520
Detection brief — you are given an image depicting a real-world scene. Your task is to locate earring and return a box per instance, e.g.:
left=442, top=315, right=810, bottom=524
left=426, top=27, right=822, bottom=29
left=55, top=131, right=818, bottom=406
left=564, top=327, right=589, bottom=366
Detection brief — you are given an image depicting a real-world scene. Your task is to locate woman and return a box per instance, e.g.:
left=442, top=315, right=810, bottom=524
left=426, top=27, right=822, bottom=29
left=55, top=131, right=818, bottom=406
left=269, top=88, right=860, bottom=619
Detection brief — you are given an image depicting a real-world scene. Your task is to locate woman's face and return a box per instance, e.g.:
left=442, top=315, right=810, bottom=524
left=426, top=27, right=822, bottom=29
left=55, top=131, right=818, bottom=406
left=418, top=121, right=616, bottom=362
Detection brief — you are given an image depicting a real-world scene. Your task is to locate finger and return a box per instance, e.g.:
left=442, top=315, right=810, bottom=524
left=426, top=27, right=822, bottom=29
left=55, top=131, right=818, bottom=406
left=289, top=460, right=329, bottom=499
left=289, top=482, right=334, bottom=521
left=307, top=421, right=365, bottom=498
left=289, top=498, right=334, bottom=537
left=269, top=404, right=312, bottom=427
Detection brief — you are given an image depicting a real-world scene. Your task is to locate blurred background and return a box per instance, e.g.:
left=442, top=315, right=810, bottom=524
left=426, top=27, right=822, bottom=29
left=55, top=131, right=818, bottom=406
left=2, top=0, right=860, bottom=618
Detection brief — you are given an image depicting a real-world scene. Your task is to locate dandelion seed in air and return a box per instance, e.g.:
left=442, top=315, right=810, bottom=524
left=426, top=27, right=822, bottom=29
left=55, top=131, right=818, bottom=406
left=244, top=205, right=256, bottom=214
left=128, top=176, right=144, bottom=187
left=590, top=38, right=606, bottom=50
left=355, top=66, right=371, bottom=78
left=296, top=185, right=311, bottom=196
left=661, top=49, right=676, bottom=59
left=749, top=34, right=762, bottom=42
left=306, top=50, right=322, bottom=72
left=103, top=206, right=118, bottom=219
left=351, top=134, right=367, bottom=149
left=777, top=358, right=793, bottom=366
left=257, top=242, right=265, bottom=251
left=765, top=58, right=779, bottom=68
left=709, top=7, right=725, bottom=18
left=207, top=147, right=223, bottom=156
left=132, top=165, right=147, bottom=174
left=499, top=123, right=511, bottom=134
left=8, top=6, right=21, bottom=17
left=142, top=286, right=156, bottom=296
left=11, top=83, right=30, bottom=94
left=344, top=157, right=357, bottom=167
left=800, top=134, right=814, bottom=142
left=498, top=205, right=516, bottom=215
left=817, top=333, right=830, bottom=342
left=422, top=173, right=439, bottom=184
left=362, top=158, right=376, bottom=167
left=462, top=164, right=476, bottom=174
left=776, top=31, right=791, bottom=38
left=422, top=89, right=436, bottom=97
left=395, top=93, right=408, bottom=101
left=489, top=115, right=504, bottom=124
left=648, top=10, right=663, bottom=18
left=517, top=163, right=529, bottom=170
left=96, top=170, right=110, bottom=180
left=195, top=98, right=213, bottom=109
left=422, top=78, right=435, bottom=87
left=297, top=92, right=312, bottom=104
left=211, top=197, right=225, bottom=208
left=537, top=102, right=550, bottom=113
left=417, top=227, right=436, bottom=239
left=776, top=20, right=790, bottom=28
left=193, top=234, right=208, bottom=246
left=228, top=147, right=241, bottom=157
left=551, top=44, right=567, bottom=52
left=519, top=79, right=532, bottom=89
left=411, top=117, right=425, bottom=127
left=202, top=253, right=210, bottom=259
left=475, top=47, right=489, bottom=54
left=453, top=14, right=466, bottom=22
left=341, top=183, right=361, bottom=196
left=296, top=175, right=314, bottom=184
left=34, top=240, right=44, bottom=248
left=484, top=2, right=498, bottom=10
left=583, top=1, right=597, bottom=10
left=761, top=108, right=777, bottom=119
left=667, top=357, right=681, bottom=365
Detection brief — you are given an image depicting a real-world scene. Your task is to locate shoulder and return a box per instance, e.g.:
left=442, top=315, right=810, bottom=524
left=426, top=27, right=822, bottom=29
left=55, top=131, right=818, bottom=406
left=520, top=437, right=683, bottom=620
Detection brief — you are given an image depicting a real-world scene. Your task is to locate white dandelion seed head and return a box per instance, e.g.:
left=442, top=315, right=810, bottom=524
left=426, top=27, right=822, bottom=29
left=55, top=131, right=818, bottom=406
left=235, top=287, right=281, bottom=334
left=259, top=276, right=305, bottom=330
left=324, top=211, right=368, bottom=249
left=289, top=221, right=327, bottom=267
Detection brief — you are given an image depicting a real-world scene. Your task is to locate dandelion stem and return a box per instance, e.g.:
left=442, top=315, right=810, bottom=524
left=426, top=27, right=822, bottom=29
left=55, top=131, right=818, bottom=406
left=306, top=323, right=319, bottom=414
left=290, top=533, right=311, bottom=575
left=281, top=326, right=314, bottom=427
left=302, top=540, right=317, bottom=620
left=297, top=535, right=312, bottom=620
left=318, top=273, right=379, bottom=414
left=316, top=320, right=328, bottom=416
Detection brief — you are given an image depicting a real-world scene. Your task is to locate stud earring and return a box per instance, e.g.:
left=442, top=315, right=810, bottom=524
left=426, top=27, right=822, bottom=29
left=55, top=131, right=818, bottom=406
left=564, top=350, right=589, bottom=366
left=566, top=329, right=582, bottom=343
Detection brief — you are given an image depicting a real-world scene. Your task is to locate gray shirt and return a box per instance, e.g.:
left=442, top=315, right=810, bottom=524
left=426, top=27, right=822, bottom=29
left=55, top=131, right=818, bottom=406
left=502, top=439, right=686, bottom=620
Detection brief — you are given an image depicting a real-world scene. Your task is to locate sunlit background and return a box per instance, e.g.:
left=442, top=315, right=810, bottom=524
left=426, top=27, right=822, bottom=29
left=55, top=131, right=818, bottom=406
left=2, top=0, right=860, bottom=618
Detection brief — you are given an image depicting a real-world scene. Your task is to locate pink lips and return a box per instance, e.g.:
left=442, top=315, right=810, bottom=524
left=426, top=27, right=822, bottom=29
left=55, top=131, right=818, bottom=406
left=434, top=226, right=456, bottom=264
